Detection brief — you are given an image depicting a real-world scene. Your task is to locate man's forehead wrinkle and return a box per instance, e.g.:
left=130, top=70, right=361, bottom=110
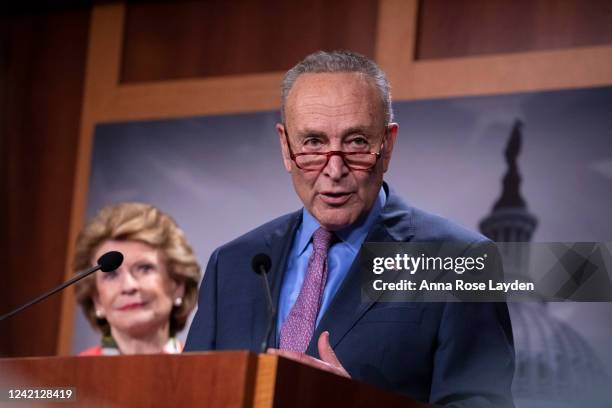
left=284, top=72, right=384, bottom=135
left=296, top=94, right=368, bottom=109
left=289, top=110, right=379, bottom=140
left=292, top=98, right=373, bottom=119
left=298, top=105, right=369, bottom=119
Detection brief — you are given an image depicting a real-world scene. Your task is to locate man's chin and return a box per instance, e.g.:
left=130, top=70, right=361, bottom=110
left=312, top=209, right=358, bottom=231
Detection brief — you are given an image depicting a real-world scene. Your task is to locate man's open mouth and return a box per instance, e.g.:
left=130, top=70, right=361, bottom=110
left=320, top=192, right=352, bottom=205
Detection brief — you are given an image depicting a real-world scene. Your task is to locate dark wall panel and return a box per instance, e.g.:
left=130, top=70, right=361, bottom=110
left=0, top=9, right=90, bottom=357
left=416, top=0, right=612, bottom=60
left=121, top=0, right=379, bottom=83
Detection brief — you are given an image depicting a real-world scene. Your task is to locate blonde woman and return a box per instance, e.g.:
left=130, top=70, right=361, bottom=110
left=74, top=202, right=201, bottom=355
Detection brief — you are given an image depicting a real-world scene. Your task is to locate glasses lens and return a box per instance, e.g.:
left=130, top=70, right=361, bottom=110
left=345, top=153, right=377, bottom=170
left=295, top=152, right=378, bottom=170
left=296, top=154, right=329, bottom=170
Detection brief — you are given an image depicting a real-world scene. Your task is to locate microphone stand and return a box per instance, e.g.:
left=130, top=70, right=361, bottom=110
left=258, top=266, right=277, bottom=353
left=0, top=264, right=102, bottom=322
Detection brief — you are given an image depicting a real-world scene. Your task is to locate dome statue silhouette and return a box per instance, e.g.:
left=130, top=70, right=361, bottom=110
left=479, top=121, right=610, bottom=407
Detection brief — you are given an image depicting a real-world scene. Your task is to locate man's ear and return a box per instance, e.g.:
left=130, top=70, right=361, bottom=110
left=277, top=123, right=293, bottom=172
left=382, top=123, right=399, bottom=173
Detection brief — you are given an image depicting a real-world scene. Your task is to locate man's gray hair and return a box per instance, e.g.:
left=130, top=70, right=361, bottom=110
left=280, top=50, right=393, bottom=124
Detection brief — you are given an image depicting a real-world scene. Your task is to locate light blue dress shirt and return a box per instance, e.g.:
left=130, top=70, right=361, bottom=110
left=277, top=187, right=386, bottom=338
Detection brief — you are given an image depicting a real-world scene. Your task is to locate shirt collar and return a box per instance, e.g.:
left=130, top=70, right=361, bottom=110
left=297, top=186, right=387, bottom=255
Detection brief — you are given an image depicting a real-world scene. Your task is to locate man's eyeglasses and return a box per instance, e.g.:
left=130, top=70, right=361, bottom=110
left=283, top=128, right=386, bottom=171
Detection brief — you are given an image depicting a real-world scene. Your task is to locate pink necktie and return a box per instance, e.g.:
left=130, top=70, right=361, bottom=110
left=279, top=227, right=333, bottom=352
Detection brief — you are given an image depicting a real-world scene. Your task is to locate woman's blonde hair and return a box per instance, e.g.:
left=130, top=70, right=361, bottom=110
left=74, top=202, right=201, bottom=336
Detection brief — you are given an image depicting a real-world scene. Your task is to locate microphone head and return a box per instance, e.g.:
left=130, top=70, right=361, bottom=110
left=251, top=253, right=272, bottom=275
left=97, top=251, right=124, bottom=272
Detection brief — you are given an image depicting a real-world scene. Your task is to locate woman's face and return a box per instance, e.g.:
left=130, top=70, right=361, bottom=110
left=92, top=240, right=184, bottom=338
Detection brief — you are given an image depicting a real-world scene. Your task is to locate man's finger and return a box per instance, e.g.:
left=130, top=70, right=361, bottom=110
left=317, top=331, right=341, bottom=366
left=317, top=331, right=351, bottom=378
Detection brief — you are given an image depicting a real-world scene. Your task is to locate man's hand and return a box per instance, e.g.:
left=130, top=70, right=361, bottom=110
left=267, top=331, right=351, bottom=378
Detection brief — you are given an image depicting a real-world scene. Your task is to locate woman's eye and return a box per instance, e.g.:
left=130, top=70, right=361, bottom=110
left=136, top=263, right=154, bottom=274
left=102, top=270, right=117, bottom=280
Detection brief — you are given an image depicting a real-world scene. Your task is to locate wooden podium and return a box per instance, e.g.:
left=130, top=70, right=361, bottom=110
left=0, top=351, right=426, bottom=407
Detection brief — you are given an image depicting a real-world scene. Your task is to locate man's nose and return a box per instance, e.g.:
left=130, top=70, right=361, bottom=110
left=323, top=153, right=349, bottom=180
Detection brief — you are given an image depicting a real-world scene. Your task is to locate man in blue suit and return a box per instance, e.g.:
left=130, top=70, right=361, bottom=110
left=186, top=50, right=514, bottom=407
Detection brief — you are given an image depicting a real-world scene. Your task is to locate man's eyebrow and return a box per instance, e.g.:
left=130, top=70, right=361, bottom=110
left=341, top=126, right=371, bottom=137
left=291, top=126, right=375, bottom=140
left=294, top=129, right=328, bottom=139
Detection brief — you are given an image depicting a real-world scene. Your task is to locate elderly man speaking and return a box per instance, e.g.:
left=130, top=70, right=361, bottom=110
left=185, top=50, right=514, bottom=407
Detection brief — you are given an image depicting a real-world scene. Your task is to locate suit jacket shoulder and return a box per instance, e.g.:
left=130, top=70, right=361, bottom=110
left=380, top=185, right=488, bottom=244
left=215, top=210, right=302, bottom=256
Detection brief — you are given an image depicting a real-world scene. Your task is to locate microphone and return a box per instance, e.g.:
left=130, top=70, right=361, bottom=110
left=98, top=251, right=123, bottom=272
left=0, top=251, right=123, bottom=322
left=251, top=253, right=276, bottom=353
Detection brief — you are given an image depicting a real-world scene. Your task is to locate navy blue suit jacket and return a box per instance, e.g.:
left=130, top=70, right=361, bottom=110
left=186, top=185, right=515, bottom=407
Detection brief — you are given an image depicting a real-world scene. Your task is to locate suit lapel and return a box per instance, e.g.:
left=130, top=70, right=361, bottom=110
left=306, top=186, right=416, bottom=355
left=250, top=211, right=302, bottom=351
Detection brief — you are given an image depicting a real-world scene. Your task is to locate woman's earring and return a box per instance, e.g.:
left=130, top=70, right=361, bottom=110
left=95, top=309, right=104, bottom=319
left=173, top=297, right=183, bottom=307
